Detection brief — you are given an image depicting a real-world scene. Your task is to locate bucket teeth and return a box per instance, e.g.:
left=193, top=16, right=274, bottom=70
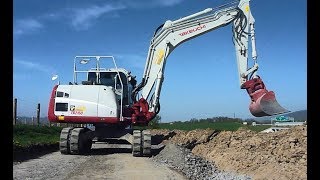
left=249, top=91, right=290, bottom=117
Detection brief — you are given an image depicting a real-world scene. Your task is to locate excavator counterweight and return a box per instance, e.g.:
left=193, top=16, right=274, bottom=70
left=242, top=78, right=289, bottom=117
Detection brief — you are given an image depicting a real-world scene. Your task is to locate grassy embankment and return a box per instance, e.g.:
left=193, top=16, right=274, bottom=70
left=13, top=122, right=269, bottom=148
left=158, top=121, right=271, bottom=132
left=13, top=125, right=63, bottom=149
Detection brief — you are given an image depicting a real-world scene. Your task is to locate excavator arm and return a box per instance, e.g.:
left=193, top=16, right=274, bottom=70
left=131, top=0, right=289, bottom=125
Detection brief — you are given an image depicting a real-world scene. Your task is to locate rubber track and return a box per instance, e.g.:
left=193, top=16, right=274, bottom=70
left=70, top=128, right=83, bottom=155
left=132, top=130, right=142, bottom=157
left=142, top=130, right=151, bottom=157
left=59, top=127, right=74, bottom=154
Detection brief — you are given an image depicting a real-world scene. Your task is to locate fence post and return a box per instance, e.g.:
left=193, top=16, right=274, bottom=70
left=13, top=98, right=17, bottom=125
left=37, top=103, right=40, bottom=126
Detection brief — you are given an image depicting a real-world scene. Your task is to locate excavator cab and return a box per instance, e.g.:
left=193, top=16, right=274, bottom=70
left=242, top=77, right=289, bottom=117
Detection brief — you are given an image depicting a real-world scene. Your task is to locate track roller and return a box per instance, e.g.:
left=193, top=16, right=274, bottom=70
left=132, top=130, right=142, bottom=157
left=59, top=127, right=74, bottom=154
left=142, top=130, right=151, bottom=157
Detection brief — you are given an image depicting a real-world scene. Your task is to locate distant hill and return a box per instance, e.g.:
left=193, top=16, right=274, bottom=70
left=253, top=110, right=307, bottom=122
left=285, top=110, right=307, bottom=121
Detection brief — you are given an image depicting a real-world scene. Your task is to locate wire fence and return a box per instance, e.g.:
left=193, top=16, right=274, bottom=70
left=13, top=97, right=83, bottom=127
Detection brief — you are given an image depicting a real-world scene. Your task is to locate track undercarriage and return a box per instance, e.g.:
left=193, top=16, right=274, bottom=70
left=59, top=125, right=152, bottom=157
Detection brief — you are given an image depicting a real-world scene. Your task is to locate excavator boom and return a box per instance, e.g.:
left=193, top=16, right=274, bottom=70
left=131, top=0, right=289, bottom=124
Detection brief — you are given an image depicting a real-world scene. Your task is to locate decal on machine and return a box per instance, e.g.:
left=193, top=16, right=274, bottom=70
left=179, top=24, right=206, bottom=36
left=155, top=49, right=165, bottom=65
left=245, top=5, right=249, bottom=12
left=70, top=105, right=86, bottom=115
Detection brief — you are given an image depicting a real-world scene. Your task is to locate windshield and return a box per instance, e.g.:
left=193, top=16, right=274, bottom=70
left=88, top=72, right=127, bottom=87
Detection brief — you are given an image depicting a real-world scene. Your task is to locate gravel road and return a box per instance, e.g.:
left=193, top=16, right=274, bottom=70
left=13, top=148, right=186, bottom=180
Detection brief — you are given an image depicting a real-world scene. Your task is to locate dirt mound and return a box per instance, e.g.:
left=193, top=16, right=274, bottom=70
left=151, top=129, right=219, bottom=148
left=153, top=143, right=252, bottom=180
left=151, top=125, right=307, bottom=180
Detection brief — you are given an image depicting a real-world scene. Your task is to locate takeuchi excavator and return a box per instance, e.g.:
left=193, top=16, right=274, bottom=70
left=48, top=0, right=289, bottom=156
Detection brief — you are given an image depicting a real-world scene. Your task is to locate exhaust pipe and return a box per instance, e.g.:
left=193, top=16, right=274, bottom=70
left=242, top=77, right=290, bottom=117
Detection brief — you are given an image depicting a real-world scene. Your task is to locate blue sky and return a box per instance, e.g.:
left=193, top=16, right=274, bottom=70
left=13, top=0, right=307, bottom=122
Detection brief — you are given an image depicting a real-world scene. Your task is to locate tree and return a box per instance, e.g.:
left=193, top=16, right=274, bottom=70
left=148, top=115, right=161, bottom=129
left=190, top=118, right=198, bottom=123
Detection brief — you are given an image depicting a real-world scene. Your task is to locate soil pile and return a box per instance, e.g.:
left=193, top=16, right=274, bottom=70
left=151, top=125, right=307, bottom=180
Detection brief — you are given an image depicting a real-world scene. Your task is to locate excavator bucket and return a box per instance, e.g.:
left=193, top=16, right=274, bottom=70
left=242, top=77, right=289, bottom=117
left=249, top=90, right=289, bottom=117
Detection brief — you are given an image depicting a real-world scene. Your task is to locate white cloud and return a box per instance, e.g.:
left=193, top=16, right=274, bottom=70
left=14, top=18, right=43, bottom=36
left=14, top=59, right=56, bottom=74
left=114, top=0, right=184, bottom=9
left=13, top=73, right=30, bottom=81
left=153, top=0, right=184, bottom=7
left=13, top=0, right=184, bottom=34
left=41, top=12, right=63, bottom=20
left=70, top=4, right=126, bottom=30
left=68, top=0, right=184, bottom=29
left=14, top=13, right=63, bottom=38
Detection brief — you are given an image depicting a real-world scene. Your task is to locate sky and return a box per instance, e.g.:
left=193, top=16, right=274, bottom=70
left=13, top=0, right=307, bottom=122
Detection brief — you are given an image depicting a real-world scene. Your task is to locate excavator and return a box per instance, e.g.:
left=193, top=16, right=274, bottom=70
left=48, top=0, right=289, bottom=156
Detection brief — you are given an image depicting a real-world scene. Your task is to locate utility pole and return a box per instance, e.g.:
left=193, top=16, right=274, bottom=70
left=13, top=98, right=17, bottom=125
left=37, top=103, right=40, bottom=126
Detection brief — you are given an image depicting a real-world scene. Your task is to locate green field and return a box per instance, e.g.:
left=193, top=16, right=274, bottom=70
left=13, top=125, right=63, bottom=148
left=13, top=122, right=270, bottom=149
left=159, top=121, right=271, bottom=132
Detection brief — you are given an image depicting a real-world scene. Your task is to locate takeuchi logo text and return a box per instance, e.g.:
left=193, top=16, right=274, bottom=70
left=179, top=25, right=206, bottom=36
left=70, top=105, right=86, bottom=115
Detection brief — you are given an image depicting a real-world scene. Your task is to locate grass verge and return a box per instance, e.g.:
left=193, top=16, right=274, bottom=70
left=13, top=125, right=63, bottom=149
left=158, top=121, right=271, bottom=132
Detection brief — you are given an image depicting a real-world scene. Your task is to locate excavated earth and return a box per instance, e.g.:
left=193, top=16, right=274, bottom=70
left=13, top=125, right=306, bottom=180
left=151, top=125, right=307, bottom=180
